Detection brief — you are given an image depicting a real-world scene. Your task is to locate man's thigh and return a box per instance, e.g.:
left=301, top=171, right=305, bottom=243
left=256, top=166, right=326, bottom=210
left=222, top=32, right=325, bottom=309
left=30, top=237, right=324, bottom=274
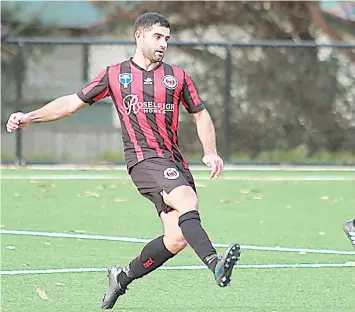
left=130, top=157, right=196, bottom=214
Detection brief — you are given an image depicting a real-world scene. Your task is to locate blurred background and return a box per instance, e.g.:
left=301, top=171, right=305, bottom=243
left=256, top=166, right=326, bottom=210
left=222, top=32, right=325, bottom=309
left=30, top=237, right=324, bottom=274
left=1, top=0, right=355, bottom=165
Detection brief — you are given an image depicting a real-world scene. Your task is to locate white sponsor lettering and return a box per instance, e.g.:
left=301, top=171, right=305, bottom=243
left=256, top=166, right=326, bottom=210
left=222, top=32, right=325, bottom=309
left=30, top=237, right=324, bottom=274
left=123, top=94, right=174, bottom=115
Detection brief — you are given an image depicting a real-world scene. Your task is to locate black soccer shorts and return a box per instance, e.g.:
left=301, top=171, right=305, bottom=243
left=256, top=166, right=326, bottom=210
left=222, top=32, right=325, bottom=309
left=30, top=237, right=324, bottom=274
left=129, top=157, right=197, bottom=215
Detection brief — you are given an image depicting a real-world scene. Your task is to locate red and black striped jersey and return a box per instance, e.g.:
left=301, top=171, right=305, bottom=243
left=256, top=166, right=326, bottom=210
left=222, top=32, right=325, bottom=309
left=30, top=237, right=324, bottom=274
left=77, top=58, right=205, bottom=170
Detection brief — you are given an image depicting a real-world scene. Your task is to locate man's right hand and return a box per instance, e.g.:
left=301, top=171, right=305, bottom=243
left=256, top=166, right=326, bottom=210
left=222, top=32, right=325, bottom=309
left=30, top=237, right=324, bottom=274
left=6, top=112, right=31, bottom=132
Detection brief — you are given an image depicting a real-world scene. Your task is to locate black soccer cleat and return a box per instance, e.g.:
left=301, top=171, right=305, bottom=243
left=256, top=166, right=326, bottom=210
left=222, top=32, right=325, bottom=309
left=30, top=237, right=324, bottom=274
left=214, top=243, right=241, bottom=287
left=343, top=219, right=355, bottom=250
left=101, top=265, right=127, bottom=309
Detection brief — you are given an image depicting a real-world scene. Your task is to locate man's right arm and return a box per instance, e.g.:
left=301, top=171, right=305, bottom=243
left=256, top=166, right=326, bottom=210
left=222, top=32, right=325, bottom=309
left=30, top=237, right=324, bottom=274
left=6, top=94, right=88, bottom=132
left=26, top=93, right=87, bottom=123
left=6, top=67, right=110, bottom=133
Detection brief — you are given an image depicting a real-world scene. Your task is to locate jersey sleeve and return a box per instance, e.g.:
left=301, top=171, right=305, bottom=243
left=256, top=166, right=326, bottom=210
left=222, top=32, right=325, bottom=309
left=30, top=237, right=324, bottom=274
left=76, top=67, right=110, bottom=105
left=180, top=71, right=205, bottom=114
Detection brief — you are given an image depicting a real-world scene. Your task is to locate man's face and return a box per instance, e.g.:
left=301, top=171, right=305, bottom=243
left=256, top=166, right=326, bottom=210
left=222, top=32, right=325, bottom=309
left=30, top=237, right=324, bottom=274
left=136, top=24, right=170, bottom=62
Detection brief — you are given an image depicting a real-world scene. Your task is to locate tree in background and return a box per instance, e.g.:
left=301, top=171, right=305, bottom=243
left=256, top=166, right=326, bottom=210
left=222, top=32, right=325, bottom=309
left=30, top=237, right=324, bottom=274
left=1, top=3, right=58, bottom=124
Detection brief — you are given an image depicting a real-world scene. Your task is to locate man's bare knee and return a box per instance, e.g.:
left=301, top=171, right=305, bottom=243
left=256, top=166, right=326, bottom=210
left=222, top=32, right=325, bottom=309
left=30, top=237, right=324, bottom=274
left=163, top=185, right=198, bottom=214
left=164, top=235, right=187, bottom=254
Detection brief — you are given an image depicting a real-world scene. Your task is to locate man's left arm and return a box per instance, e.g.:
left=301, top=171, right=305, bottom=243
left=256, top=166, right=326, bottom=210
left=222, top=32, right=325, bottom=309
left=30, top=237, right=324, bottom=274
left=180, top=70, right=224, bottom=178
left=192, top=109, right=224, bottom=179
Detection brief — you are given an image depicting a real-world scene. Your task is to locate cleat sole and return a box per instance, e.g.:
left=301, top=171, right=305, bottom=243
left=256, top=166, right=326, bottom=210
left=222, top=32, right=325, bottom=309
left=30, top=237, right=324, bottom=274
left=214, top=243, right=241, bottom=288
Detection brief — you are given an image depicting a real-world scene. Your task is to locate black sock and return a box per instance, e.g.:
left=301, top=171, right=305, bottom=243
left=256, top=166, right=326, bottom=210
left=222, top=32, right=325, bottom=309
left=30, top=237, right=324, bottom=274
left=178, top=210, right=218, bottom=272
left=118, top=235, right=174, bottom=288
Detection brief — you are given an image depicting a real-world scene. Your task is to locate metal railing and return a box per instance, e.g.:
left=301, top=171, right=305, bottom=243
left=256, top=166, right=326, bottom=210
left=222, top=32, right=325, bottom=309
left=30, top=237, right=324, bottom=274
left=2, top=37, right=355, bottom=164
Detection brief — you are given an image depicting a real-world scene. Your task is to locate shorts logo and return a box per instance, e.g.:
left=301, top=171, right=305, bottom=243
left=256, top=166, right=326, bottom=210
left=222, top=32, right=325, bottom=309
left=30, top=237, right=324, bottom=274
left=162, top=75, right=178, bottom=90
left=164, top=168, right=180, bottom=180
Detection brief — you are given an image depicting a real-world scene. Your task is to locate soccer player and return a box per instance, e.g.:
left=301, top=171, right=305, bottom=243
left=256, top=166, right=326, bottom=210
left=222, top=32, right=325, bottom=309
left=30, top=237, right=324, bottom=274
left=343, top=219, right=355, bottom=249
left=6, top=12, right=241, bottom=309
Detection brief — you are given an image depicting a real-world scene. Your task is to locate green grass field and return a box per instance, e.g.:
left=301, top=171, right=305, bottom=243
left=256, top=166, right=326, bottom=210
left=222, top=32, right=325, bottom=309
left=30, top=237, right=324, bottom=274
left=1, top=168, right=355, bottom=312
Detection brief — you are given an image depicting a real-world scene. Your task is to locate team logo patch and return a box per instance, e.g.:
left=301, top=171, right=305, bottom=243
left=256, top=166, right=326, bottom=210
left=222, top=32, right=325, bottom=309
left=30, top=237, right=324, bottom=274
left=162, top=75, right=178, bottom=90
left=119, top=73, right=132, bottom=88
left=163, top=167, right=180, bottom=180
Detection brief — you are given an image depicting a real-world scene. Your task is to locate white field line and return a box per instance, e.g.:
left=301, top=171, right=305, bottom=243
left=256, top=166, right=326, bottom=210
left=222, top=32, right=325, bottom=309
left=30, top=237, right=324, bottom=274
left=1, top=175, right=355, bottom=181
left=1, top=164, right=355, bottom=171
left=1, top=229, right=355, bottom=255
left=1, top=262, right=355, bottom=275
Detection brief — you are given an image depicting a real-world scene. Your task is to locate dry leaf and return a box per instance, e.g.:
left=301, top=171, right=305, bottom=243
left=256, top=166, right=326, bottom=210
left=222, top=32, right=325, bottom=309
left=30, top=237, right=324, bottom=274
left=321, top=196, right=328, bottom=200
left=6, top=245, right=15, bottom=250
left=108, top=184, right=117, bottom=189
left=73, top=230, right=86, bottom=233
left=44, top=242, right=51, bottom=246
left=240, top=190, right=250, bottom=194
left=220, top=199, right=241, bottom=204
left=319, top=231, right=326, bottom=236
left=36, top=288, right=48, bottom=300
left=30, top=180, right=39, bottom=184
left=299, top=251, right=307, bottom=255
left=54, top=282, right=64, bottom=286
left=85, top=191, right=100, bottom=197
left=253, top=196, right=263, bottom=200
left=113, top=198, right=128, bottom=203
left=259, top=220, right=264, bottom=224
left=50, top=184, right=56, bottom=188
left=13, top=193, right=19, bottom=197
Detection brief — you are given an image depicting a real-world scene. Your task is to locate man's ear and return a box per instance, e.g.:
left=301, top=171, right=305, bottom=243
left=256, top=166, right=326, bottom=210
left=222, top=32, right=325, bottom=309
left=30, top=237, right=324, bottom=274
left=135, top=30, right=143, bottom=44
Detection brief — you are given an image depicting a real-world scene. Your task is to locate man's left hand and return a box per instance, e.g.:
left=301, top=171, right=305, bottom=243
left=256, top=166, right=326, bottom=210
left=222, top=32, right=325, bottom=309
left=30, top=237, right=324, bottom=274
left=202, top=153, right=224, bottom=179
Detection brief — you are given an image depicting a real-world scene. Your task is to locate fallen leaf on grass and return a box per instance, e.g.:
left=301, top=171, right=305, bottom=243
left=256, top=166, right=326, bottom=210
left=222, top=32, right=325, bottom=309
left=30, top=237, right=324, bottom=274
left=30, top=180, right=39, bottom=184
left=319, top=231, right=326, bottom=236
left=240, top=190, right=250, bottom=194
left=44, top=242, right=51, bottom=246
left=108, top=184, right=117, bottom=189
left=113, top=198, right=128, bottom=203
left=253, top=196, right=263, bottom=200
left=299, top=251, right=307, bottom=255
left=220, top=199, right=241, bottom=204
left=6, top=245, right=16, bottom=250
left=321, top=196, right=328, bottom=200
left=85, top=191, right=100, bottom=197
left=54, top=282, right=64, bottom=286
left=73, top=230, right=86, bottom=233
left=13, top=193, right=19, bottom=197
left=36, top=288, right=48, bottom=300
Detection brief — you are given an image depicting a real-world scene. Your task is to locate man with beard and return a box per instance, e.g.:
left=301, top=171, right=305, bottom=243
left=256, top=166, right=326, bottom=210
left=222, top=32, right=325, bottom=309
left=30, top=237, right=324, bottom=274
left=6, top=12, right=241, bottom=309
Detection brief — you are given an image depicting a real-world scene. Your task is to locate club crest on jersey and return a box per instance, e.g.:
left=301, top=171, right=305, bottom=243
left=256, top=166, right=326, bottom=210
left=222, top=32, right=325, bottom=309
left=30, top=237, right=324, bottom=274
left=163, top=168, right=180, bottom=180
left=162, top=75, right=178, bottom=90
left=119, top=73, right=132, bottom=88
